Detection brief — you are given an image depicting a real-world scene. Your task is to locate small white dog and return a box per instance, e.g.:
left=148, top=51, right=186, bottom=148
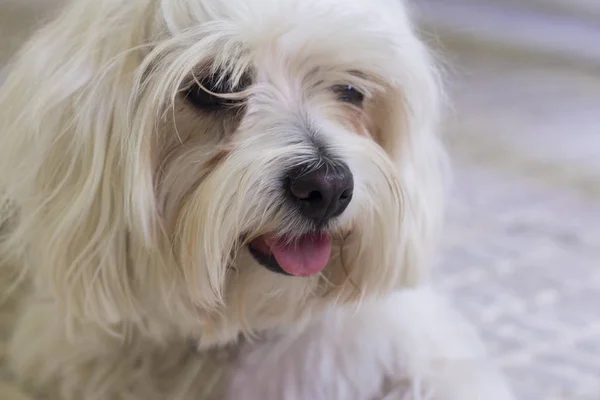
left=0, top=0, right=515, bottom=399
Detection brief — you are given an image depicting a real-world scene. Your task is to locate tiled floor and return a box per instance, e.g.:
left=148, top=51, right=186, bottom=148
left=1, top=1, right=600, bottom=399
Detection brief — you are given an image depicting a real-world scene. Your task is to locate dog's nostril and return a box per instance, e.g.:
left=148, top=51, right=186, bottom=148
left=339, top=189, right=352, bottom=201
left=295, top=189, right=323, bottom=203
left=307, top=191, right=323, bottom=202
left=287, top=163, right=354, bottom=222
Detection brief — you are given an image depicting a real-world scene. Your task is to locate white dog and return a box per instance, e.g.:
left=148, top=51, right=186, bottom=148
left=0, top=0, right=515, bottom=399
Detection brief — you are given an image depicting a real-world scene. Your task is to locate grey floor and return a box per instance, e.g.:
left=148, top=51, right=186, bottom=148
left=1, top=1, right=600, bottom=399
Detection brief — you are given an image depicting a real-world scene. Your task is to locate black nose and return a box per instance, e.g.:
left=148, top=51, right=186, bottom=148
left=287, top=163, right=354, bottom=223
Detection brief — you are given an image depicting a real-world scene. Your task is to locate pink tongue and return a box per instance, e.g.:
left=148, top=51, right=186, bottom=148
left=267, top=234, right=332, bottom=277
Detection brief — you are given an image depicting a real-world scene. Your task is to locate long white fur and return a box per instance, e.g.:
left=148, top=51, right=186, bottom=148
left=0, top=0, right=515, bottom=399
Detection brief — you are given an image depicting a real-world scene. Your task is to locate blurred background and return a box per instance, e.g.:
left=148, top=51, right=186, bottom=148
left=0, top=0, right=599, bottom=399
left=416, top=1, right=600, bottom=399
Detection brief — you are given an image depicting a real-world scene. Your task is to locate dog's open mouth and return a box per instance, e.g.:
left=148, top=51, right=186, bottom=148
left=248, top=233, right=332, bottom=277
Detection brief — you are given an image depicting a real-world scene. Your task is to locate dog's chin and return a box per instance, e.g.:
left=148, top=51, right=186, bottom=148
left=247, top=232, right=333, bottom=277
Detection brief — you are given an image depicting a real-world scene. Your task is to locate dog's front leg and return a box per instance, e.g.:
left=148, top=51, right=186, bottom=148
left=226, top=286, right=515, bottom=400
left=353, top=287, right=517, bottom=400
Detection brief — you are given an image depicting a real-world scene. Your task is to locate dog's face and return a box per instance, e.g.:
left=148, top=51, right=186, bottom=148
left=0, top=0, right=444, bottom=342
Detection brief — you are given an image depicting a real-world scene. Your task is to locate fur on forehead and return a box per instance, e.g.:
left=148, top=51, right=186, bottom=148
left=142, top=0, right=429, bottom=107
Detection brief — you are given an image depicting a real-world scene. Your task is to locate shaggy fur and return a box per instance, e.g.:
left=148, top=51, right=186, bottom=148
left=0, top=0, right=515, bottom=399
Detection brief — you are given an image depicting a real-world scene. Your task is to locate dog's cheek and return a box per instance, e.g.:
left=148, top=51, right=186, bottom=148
left=343, top=105, right=373, bottom=140
left=361, top=93, right=401, bottom=157
left=369, top=85, right=446, bottom=288
left=153, top=98, right=246, bottom=230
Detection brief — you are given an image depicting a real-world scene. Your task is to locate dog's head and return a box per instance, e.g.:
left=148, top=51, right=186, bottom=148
left=0, top=0, right=445, bottom=343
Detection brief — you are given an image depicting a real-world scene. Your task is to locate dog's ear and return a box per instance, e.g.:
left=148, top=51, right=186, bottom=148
left=369, top=45, right=448, bottom=288
left=0, top=2, right=156, bottom=334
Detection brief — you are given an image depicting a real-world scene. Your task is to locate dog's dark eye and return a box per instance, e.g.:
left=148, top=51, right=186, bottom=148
left=184, top=74, right=250, bottom=111
left=333, top=85, right=364, bottom=107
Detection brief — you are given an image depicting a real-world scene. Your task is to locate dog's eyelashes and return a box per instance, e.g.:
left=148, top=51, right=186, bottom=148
left=184, top=84, right=227, bottom=110
left=333, top=85, right=364, bottom=107
left=184, top=78, right=236, bottom=110
left=184, top=74, right=250, bottom=111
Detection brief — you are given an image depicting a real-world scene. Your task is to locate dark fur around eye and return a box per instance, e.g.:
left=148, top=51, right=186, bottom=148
left=184, top=73, right=252, bottom=111
left=333, top=85, right=364, bottom=107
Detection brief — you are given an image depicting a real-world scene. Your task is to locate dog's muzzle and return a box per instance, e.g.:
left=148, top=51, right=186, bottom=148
left=248, top=162, right=354, bottom=277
